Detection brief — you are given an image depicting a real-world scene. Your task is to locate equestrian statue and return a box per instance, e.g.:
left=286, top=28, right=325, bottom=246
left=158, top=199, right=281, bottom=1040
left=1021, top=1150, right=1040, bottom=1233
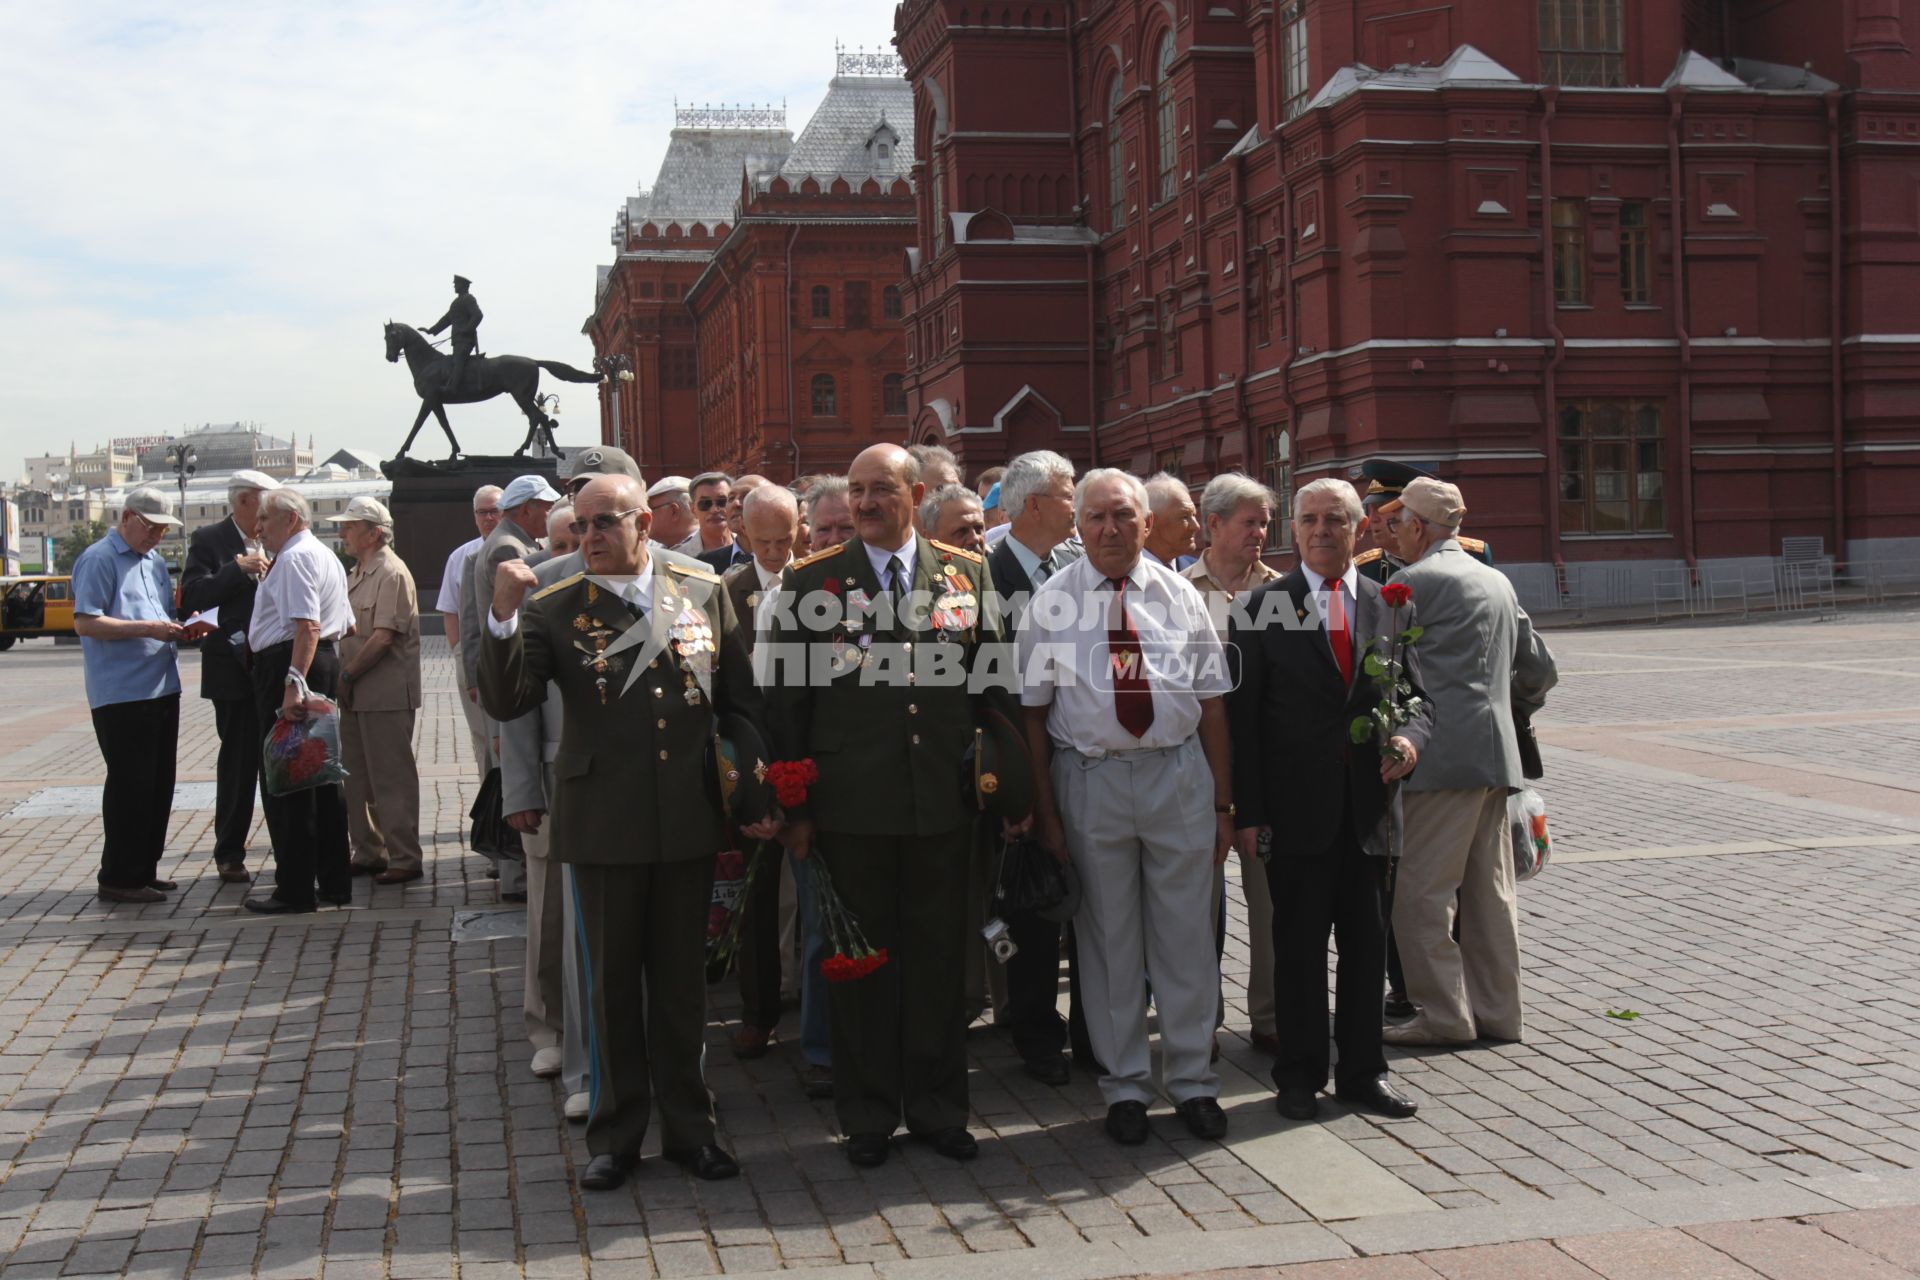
left=384, top=274, right=601, bottom=459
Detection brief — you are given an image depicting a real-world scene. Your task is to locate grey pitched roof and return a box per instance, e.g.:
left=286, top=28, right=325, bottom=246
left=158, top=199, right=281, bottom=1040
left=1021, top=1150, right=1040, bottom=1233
left=777, top=75, right=915, bottom=183
left=627, top=125, right=793, bottom=232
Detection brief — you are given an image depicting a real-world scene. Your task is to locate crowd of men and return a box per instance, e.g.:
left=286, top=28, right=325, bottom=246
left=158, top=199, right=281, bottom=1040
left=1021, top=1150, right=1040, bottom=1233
left=69, top=436, right=1557, bottom=1195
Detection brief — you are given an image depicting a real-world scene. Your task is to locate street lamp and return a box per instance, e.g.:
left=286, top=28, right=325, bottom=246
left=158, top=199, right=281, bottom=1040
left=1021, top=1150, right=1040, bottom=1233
left=163, top=441, right=197, bottom=561
left=594, top=353, right=635, bottom=455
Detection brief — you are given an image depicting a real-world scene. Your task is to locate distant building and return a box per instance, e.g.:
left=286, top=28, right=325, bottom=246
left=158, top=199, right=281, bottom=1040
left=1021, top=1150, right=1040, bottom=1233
left=586, top=47, right=919, bottom=481
left=137, top=423, right=314, bottom=480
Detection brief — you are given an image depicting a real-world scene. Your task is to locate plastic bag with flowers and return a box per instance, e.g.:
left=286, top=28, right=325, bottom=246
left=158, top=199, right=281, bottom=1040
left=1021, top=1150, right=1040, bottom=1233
left=261, top=670, right=349, bottom=796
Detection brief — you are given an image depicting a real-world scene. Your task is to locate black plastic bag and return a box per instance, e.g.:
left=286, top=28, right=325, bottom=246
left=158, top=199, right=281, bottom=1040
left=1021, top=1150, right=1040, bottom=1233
left=468, top=767, right=525, bottom=863
left=993, top=837, right=1080, bottom=922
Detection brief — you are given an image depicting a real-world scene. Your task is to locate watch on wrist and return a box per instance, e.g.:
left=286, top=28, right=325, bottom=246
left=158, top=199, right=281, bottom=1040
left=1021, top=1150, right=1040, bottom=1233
left=1215, top=802, right=1235, bottom=816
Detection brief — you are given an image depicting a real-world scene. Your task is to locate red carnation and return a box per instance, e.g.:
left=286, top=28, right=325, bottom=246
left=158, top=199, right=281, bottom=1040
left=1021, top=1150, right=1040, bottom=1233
left=822, top=954, right=858, bottom=982
left=1380, top=582, right=1413, bottom=609
left=822, top=577, right=843, bottom=596
left=766, top=759, right=820, bottom=809
left=714, top=849, right=746, bottom=880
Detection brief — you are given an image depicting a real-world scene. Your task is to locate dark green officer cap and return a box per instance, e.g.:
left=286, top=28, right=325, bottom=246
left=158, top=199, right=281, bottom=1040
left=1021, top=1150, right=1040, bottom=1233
left=964, top=706, right=1035, bottom=822
left=708, top=711, right=777, bottom=828
left=1351, top=458, right=1438, bottom=501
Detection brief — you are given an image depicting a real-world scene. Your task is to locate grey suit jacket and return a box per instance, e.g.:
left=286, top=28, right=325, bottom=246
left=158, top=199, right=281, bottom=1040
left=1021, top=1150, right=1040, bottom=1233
left=463, top=515, right=541, bottom=692
left=1391, top=540, right=1558, bottom=793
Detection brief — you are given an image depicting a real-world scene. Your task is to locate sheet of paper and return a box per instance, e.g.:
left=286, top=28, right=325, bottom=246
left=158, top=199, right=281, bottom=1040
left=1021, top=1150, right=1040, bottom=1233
left=186, top=606, right=218, bottom=628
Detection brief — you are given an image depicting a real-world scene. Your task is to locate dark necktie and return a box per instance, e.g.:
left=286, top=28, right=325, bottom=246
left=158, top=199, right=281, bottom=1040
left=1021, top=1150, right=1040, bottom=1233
left=1107, top=576, right=1155, bottom=738
left=886, top=555, right=906, bottom=601
left=1326, top=580, right=1353, bottom=687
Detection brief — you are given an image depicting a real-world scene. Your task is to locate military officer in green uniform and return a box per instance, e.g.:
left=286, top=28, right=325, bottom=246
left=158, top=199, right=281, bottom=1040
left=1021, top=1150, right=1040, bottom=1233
left=1351, top=459, right=1493, bottom=586
left=766, top=443, right=1021, bottom=1168
left=481, top=473, right=778, bottom=1192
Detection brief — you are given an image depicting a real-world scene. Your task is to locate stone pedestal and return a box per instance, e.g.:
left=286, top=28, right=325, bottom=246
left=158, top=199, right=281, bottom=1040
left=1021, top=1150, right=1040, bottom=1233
left=382, top=455, right=562, bottom=611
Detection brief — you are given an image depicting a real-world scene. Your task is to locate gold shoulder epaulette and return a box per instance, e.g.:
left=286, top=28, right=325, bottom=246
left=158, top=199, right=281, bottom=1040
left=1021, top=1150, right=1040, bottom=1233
left=929, top=538, right=984, bottom=563
left=1355, top=547, right=1384, bottom=565
left=1458, top=536, right=1487, bottom=552
left=667, top=562, right=723, bottom=584
left=788, top=543, right=847, bottom=572
left=531, top=572, right=583, bottom=601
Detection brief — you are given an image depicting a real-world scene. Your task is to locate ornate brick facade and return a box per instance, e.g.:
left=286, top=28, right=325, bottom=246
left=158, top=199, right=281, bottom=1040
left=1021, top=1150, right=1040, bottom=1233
left=892, top=0, right=1920, bottom=592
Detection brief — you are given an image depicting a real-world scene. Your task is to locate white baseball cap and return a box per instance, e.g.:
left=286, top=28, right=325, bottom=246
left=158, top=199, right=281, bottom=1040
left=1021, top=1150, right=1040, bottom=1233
left=500, top=474, right=562, bottom=509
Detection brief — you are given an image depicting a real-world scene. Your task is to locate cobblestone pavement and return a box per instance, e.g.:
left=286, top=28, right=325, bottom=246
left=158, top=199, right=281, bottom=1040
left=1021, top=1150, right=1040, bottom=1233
left=2, top=612, right=1918, bottom=1279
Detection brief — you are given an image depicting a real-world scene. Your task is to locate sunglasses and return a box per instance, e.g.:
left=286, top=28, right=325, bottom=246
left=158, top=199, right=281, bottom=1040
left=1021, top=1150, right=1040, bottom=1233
left=695, top=496, right=727, bottom=511
left=568, top=506, right=643, bottom=537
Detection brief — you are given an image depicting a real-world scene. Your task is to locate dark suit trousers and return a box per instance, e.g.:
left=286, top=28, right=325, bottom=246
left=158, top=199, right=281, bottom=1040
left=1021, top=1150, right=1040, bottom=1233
left=251, top=642, right=349, bottom=908
left=1267, top=823, right=1390, bottom=1095
left=1003, top=908, right=1067, bottom=1062
left=571, top=857, right=717, bottom=1157
left=736, top=842, right=785, bottom=1032
left=210, top=696, right=261, bottom=866
left=91, top=694, right=179, bottom=890
left=817, top=827, right=971, bottom=1137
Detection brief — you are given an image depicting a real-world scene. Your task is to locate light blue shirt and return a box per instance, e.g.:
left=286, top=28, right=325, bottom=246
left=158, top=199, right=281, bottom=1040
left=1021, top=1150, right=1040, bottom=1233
left=1005, top=534, right=1050, bottom=587
left=72, top=528, right=181, bottom=709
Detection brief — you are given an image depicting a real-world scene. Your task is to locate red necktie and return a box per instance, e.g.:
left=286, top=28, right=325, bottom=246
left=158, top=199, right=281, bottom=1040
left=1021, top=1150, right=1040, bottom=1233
left=1107, top=576, right=1155, bottom=738
left=1327, top=580, right=1353, bottom=687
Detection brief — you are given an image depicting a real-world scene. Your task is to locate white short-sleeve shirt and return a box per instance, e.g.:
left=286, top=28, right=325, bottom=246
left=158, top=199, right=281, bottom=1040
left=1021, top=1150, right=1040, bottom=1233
left=249, top=529, right=353, bottom=649
left=1018, top=552, right=1229, bottom=756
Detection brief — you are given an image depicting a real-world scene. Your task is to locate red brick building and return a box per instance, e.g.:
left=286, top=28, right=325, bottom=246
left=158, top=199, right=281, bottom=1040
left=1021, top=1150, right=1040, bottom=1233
left=891, top=0, right=1920, bottom=598
left=586, top=53, right=917, bottom=481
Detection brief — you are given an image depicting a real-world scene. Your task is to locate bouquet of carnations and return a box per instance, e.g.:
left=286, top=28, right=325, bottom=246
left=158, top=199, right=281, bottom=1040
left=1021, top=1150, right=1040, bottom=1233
left=706, top=759, right=822, bottom=970
left=262, top=671, right=348, bottom=796
left=808, top=856, right=888, bottom=982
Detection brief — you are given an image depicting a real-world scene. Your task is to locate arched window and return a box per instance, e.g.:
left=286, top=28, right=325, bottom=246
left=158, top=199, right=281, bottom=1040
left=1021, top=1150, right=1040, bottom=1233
left=1155, top=32, right=1178, bottom=202
left=810, top=285, right=832, bottom=320
left=1263, top=428, right=1292, bottom=549
left=883, top=285, right=903, bottom=320
left=1106, top=75, right=1126, bottom=231
left=811, top=374, right=838, bottom=417
left=883, top=373, right=907, bottom=416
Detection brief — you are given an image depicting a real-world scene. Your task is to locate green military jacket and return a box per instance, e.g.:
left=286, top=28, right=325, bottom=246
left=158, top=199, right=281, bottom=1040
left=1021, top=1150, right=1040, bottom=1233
left=765, top=534, right=1018, bottom=838
left=1357, top=534, right=1492, bottom=586
left=479, top=551, right=762, bottom=865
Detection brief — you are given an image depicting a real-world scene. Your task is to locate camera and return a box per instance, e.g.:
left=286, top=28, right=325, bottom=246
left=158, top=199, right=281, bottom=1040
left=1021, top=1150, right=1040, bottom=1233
left=982, top=917, right=1018, bottom=963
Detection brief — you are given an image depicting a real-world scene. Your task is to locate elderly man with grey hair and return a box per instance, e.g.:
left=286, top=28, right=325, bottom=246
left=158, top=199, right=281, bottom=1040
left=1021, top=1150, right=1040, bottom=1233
left=1379, top=478, right=1558, bottom=1048
left=805, top=475, right=857, bottom=552
left=439, top=484, right=504, bottom=779
left=919, top=484, right=986, bottom=552
left=1141, top=473, right=1200, bottom=570
left=246, top=486, right=355, bottom=914
left=1180, top=473, right=1283, bottom=1057
left=1021, top=468, right=1235, bottom=1146
left=908, top=442, right=963, bottom=492
left=180, top=468, right=282, bottom=883
left=325, top=497, right=424, bottom=886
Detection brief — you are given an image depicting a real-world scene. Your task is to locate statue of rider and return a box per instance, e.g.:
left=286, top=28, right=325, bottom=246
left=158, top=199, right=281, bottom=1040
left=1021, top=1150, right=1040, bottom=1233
left=421, top=274, right=483, bottom=395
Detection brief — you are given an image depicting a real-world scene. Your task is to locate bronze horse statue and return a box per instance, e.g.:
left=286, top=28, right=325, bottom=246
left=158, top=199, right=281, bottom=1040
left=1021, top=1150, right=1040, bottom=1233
left=383, top=321, right=601, bottom=458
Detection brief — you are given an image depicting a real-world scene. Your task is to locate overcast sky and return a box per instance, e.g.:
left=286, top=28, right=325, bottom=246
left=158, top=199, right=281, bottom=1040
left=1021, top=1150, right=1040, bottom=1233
left=0, top=1, right=888, bottom=477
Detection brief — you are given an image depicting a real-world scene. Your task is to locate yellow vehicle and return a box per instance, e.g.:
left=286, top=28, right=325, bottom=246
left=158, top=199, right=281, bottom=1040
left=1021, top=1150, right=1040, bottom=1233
left=0, top=575, right=75, bottom=650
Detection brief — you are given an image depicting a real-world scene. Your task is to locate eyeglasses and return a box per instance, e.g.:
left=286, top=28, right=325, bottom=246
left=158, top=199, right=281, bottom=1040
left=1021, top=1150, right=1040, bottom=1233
left=475, top=507, right=501, bottom=517
left=695, top=497, right=727, bottom=511
left=568, top=506, right=643, bottom=537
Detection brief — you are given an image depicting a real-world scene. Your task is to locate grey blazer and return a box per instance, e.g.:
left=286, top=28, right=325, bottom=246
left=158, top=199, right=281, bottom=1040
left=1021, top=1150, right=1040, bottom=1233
left=462, top=515, right=542, bottom=692
left=496, top=549, right=570, bottom=817
left=1391, top=540, right=1558, bottom=794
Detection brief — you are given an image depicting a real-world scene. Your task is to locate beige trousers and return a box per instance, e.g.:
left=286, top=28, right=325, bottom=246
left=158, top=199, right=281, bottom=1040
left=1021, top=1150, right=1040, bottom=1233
left=522, top=820, right=567, bottom=1053
left=1394, top=788, right=1523, bottom=1042
left=340, top=708, right=424, bottom=873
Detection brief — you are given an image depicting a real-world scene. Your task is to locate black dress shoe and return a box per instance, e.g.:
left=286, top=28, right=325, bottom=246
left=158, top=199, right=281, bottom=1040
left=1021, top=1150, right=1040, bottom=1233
left=217, top=864, right=252, bottom=884
left=1384, top=992, right=1416, bottom=1019
left=579, top=1152, right=637, bottom=1190
left=97, top=884, right=166, bottom=905
left=244, top=895, right=316, bottom=915
left=845, top=1133, right=891, bottom=1167
left=1175, top=1096, right=1228, bottom=1141
left=1335, top=1075, right=1419, bottom=1119
left=349, top=862, right=386, bottom=877
left=802, top=1065, right=834, bottom=1100
left=321, top=891, right=352, bottom=907
left=1022, top=1054, right=1070, bottom=1086
left=921, top=1128, right=978, bottom=1161
left=1105, top=1100, right=1149, bottom=1145
left=663, top=1144, right=739, bottom=1180
left=146, top=878, right=178, bottom=893
left=1275, top=1086, right=1319, bottom=1121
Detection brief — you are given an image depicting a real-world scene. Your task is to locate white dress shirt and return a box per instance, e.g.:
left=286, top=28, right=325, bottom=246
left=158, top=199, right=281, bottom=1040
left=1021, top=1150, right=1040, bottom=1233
left=863, top=531, right=918, bottom=592
left=436, top=536, right=483, bottom=613
left=249, top=528, right=353, bottom=648
left=1018, top=552, right=1230, bottom=756
left=1301, top=562, right=1360, bottom=668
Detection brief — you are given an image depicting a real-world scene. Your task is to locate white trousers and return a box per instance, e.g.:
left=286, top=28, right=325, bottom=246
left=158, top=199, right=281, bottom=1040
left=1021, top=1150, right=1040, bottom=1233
left=1056, top=737, right=1221, bottom=1107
